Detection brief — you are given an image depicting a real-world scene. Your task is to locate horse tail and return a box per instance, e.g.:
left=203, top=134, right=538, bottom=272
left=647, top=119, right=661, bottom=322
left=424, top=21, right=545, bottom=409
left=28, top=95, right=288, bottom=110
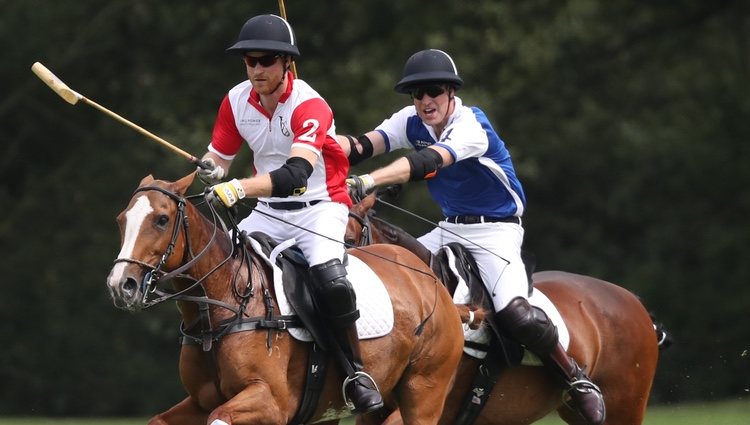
left=651, top=314, right=673, bottom=350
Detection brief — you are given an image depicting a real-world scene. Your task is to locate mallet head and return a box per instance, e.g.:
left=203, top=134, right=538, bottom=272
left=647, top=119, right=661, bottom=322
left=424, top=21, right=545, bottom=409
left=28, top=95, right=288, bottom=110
left=31, top=62, right=83, bottom=105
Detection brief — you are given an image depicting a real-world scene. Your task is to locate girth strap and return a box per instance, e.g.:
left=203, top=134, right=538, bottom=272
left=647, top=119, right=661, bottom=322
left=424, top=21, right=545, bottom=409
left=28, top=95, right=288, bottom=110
left=288, top=344, right=329, bottom=425
left=453, top=352, right=503, bottom=425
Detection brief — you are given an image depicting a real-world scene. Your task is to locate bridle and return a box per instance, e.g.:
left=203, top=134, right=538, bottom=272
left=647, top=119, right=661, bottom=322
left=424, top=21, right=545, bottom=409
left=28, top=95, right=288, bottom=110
left=347, top=210, right=373, bottom=247
left=112, top=185, right=301, bottom=351
left=112, top=185, right=229, bottom=308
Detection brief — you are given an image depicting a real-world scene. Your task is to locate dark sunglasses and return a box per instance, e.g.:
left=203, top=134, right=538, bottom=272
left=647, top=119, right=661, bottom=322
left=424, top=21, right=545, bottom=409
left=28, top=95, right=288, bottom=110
left=410, top=85, right=447, bottom=100
left=244, top=54, right=281, bottom=68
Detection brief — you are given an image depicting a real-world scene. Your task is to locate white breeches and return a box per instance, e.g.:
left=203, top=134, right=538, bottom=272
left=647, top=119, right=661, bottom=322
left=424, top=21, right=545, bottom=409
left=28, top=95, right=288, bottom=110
left=238, top=201, right=348, bottom=266
left=418, top=220, right=528, bottom=312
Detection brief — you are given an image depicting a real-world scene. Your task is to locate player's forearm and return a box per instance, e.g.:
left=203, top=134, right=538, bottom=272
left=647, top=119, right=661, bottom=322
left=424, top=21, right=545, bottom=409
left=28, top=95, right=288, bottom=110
left=369, top=157, right=411, bottom=187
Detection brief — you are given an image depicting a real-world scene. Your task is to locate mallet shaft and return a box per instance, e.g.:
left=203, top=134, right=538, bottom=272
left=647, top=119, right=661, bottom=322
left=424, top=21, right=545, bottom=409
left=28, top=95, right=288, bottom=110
left=31, top=62, right=207, bottom=168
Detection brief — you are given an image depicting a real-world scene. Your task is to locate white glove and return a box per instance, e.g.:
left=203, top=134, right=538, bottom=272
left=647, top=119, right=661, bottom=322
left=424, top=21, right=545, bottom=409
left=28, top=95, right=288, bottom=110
left=197, top=158, right=225, bottom=185
left=346, top=174, right=376, bottom=199
left=210, top=179, right=245, bottom=207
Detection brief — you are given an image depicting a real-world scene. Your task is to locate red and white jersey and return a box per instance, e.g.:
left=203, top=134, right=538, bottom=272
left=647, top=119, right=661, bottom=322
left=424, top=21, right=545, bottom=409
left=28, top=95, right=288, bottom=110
left=208, top=72, right=351, bottom=206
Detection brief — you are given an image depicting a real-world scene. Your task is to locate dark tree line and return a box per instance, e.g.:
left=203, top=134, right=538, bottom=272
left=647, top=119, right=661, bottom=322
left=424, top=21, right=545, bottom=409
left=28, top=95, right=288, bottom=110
left=1, top=0, right=748, bottom=415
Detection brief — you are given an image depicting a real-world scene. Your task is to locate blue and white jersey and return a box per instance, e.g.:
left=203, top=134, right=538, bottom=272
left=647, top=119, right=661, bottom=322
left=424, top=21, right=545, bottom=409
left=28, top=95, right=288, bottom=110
left=375, top=97, right=526, bottom=218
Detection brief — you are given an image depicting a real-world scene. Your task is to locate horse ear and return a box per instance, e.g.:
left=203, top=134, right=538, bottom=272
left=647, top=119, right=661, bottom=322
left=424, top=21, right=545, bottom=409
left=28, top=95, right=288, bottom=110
left=139, top=175, right=155, bottom=187
left=173, top=172, right=196, bottom=195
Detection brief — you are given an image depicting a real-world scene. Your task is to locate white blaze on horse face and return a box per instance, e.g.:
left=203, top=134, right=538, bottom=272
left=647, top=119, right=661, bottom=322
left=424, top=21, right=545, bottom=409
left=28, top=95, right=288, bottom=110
left=107, top=195, right=154, bottom=288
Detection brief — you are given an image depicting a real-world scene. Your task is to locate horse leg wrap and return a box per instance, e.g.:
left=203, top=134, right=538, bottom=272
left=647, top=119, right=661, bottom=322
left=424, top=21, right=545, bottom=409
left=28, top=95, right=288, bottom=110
left=309, top=259, right=360, bottom=327
left=494, top=296, right=559, bottom=356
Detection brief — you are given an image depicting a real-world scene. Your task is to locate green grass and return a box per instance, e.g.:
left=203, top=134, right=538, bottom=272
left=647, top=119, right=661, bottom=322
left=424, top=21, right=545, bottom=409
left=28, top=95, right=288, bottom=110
left=534, top=399, right=750, bottom=425
left=2, top=400, right=748, bottom=425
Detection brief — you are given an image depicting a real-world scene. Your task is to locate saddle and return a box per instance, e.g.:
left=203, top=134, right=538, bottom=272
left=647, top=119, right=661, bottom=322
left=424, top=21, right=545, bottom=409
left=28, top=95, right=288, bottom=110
left=249, top=231, right=332, bottom=350
left=433, top=243, right=531, bottom=365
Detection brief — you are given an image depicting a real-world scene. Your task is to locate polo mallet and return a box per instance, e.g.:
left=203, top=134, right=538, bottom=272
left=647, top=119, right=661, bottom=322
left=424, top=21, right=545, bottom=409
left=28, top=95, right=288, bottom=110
left=277, top=0, right=298, bottom=77
left=31, top=62, right=209, bottom=169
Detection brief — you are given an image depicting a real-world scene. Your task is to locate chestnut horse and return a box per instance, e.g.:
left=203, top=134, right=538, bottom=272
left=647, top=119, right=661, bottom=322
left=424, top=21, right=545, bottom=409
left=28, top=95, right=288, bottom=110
left=347, top=193, right=664, bottom=425
left=105, top=174, right=464, bottom=425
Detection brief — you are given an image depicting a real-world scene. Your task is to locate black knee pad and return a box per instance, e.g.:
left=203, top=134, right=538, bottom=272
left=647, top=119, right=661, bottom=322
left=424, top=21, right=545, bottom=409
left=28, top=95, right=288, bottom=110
left=310, top=259, right=360, bottom=327
left=494, top=297, right=558, bottom=355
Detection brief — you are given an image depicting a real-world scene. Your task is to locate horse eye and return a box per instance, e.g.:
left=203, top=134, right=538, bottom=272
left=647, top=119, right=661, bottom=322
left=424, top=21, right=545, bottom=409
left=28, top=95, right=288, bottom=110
left=155, top=215, right=170, bottom=228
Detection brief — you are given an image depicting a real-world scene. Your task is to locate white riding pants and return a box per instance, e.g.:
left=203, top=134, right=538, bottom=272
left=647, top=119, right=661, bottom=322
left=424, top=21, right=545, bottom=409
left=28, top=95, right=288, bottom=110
left=238, top=201, right=349, bottom=266
left=418, top=220, right=528, bottom=313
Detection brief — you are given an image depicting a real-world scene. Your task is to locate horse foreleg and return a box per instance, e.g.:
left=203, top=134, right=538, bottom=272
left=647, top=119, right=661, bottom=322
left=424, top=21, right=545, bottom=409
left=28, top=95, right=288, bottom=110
left=207, top=382, right=286, bottom=425
left=148, top=396, right=207, bottom=425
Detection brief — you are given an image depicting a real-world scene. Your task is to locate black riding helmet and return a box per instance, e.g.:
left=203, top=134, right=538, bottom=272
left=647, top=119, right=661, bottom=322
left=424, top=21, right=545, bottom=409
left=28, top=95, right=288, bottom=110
left=394, top=49, right=463, bottom=93
left=226, top=14, right=300, bottom=57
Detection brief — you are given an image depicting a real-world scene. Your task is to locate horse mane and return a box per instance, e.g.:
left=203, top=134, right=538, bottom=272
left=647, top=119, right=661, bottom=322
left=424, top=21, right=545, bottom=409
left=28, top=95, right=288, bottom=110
left=368, top=213, right=406, bottom=244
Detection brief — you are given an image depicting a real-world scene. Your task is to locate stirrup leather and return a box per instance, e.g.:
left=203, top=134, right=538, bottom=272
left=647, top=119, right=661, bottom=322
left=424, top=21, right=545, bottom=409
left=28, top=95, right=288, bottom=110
left=342, top=371, right=380, bottom=411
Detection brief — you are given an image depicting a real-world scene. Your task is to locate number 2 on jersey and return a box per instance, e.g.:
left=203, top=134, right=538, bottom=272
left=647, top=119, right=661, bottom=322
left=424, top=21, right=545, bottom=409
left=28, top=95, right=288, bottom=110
left=298, top=119, right=319, bottom=143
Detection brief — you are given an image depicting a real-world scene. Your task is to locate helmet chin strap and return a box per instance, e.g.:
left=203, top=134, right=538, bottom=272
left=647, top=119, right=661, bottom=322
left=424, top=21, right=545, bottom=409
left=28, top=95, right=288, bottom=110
left=447, top=88, right=456, bottom=112
left=269, top=57, right=291, bottom=95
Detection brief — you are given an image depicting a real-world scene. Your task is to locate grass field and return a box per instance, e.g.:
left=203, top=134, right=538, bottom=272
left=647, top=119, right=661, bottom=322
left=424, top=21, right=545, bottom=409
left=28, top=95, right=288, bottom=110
left=2, top=399, right=748, bottom=425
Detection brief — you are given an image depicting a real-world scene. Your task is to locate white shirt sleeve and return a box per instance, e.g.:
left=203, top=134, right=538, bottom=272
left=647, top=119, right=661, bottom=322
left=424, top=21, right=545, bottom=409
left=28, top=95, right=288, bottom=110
left=375, top=106, right=417, bottom=152
left=435, top=107, right=489, bottom=162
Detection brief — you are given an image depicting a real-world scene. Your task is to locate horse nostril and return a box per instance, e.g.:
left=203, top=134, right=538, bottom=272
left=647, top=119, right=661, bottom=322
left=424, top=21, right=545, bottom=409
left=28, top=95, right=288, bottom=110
left=121, top=278, right=138, bottom=298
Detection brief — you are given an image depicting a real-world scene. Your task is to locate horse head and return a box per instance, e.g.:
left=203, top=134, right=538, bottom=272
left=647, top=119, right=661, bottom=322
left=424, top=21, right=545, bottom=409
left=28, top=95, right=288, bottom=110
left=106, top=173, right=201, bottom=310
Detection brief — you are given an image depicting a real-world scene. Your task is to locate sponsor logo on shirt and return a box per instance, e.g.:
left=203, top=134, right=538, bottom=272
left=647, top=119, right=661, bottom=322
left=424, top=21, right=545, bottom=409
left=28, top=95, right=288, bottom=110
left=414, top=139, right=433, bottom=149
left=239, top=118, right=262, bottom=126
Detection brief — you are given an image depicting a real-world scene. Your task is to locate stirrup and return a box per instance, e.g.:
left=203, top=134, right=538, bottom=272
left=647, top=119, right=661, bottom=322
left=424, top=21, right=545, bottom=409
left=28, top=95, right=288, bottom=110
left=568, top=378, right=602, bottom=394
left=342, top=371, right=380, bottom=411
left=562, top=377, right=603, bottom=407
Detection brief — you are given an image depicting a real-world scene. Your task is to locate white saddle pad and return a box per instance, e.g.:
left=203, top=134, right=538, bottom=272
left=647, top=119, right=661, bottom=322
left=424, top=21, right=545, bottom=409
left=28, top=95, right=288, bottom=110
left=248, top=237, right=394, bottom=342
left=441, top=246, right=569, bottom=365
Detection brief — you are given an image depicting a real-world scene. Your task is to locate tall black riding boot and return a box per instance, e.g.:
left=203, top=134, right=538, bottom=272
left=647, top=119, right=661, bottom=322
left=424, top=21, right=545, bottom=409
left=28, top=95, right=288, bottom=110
left=332, top=324, right=384, bottom=414
left=494, top=297, right=605, bottom=425
left=545, top=343, right=606, bottom=424
left=309, top=259, right=383, bottom=414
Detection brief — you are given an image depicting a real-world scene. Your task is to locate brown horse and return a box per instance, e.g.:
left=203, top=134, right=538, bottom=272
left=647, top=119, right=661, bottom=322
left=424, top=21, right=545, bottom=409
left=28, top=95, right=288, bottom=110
left=105, top=174, right=464, bottom=425
left=347, top=193, right=664, bottom=425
